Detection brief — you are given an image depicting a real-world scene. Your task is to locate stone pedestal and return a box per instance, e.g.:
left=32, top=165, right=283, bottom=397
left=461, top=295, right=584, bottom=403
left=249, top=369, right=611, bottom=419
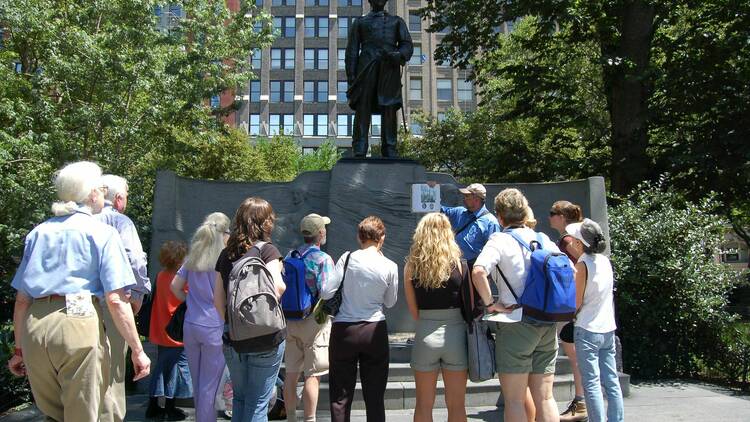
left=151, top=159, right=610, bottom=333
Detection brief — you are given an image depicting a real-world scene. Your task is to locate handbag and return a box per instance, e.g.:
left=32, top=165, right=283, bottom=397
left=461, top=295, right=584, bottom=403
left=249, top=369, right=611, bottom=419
left=165, top=301, right=187, bottom=342
left=314, top=251, right=352, bottom=323
left=460, top=260, right=497, bottom=382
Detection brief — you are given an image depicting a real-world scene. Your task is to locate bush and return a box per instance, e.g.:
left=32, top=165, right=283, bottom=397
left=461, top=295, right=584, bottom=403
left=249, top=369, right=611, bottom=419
left=609, top=179, right=746, bottom=378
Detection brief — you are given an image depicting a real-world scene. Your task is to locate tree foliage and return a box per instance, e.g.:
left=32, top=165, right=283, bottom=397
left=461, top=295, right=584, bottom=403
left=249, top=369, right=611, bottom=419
left=400, top=18, right=610, bottom=184
left=609, top=180, right=745, bottom=378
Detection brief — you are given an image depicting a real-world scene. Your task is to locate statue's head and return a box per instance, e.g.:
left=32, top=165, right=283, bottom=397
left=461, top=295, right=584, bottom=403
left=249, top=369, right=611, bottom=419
left=369, top=0, right=388, bottom=10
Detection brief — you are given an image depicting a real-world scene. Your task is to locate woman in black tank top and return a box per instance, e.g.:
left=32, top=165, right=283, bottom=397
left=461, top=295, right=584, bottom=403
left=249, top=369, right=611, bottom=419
left=404, top=213, right=469, bottom=422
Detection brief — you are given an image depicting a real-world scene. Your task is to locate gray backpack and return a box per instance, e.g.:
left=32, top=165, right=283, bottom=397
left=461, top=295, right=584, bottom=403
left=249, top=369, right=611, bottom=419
left=226, top=242, right=286, bottom=343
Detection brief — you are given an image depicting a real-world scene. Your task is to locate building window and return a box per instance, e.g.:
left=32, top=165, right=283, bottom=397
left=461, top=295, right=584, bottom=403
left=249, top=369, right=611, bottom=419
left=272, top=0, right=296, bottom=5
left=337, top=81, right=348, bottom=102
left=272, top=16, right=296, bottom=38
left=303, top=147, right=316, bottom=155
left=271, top=48, right=295, bottom=69
left=210, top=95, right=221, bottom=109
left=457, top=79, right=473, bottom=101
left=370, top=115, right=381, bottom=136
left=303, top=114, right=329, bottom=136
left=305, top=17, right=329, bottom=38
left=410, top=120, right=423, bottom=135
left=408, top=12, right=421, bottom=32
left=250, top=80, right=261, bottom=102
left=304, top=80, right=328, bottom=103
left=270, top=80, right=294, bottom=102
left=269, top=114, right=295, bottom=135
left=339, top=0, right=361, bottom=5
left=337, top=114, right=354, bottom=137
left=409, top=78, right=422, bottom=101
left=305, top=0, right=329, bottom=5
left=339, top=17, right=356, bottom=39
left=249, top=114, right=261, bottom=135
left=338, top=49, right=346, bottom=70
left=304, top=48, right=328, bottom=69
left=437, top=79, right=453, bottom=101
left=409, top=45, right=422, bottom=66
left=251, top=48, right=262, bottom=69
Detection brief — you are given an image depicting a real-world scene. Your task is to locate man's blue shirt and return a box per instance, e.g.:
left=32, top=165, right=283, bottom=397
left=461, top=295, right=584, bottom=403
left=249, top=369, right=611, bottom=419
left=12, top=207, right=136, bottom=298
left=441, top=205, right=502, bottom=261
left=96, top=204, right=151, bottom=299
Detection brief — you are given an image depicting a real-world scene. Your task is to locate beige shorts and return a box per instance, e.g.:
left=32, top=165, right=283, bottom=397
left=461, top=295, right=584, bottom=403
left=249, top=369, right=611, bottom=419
left=495, top=318, right=558, bottom=375
left=284, top=316, right=331, bottom=377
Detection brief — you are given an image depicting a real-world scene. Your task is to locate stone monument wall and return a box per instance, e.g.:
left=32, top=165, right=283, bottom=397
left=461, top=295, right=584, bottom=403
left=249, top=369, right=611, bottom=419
left=150, top=158, right=609, bottom=333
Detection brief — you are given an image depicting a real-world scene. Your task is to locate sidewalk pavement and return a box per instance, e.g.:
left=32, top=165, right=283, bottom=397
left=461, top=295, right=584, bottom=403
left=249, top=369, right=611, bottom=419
left=1, top=381, right=749, bottom=421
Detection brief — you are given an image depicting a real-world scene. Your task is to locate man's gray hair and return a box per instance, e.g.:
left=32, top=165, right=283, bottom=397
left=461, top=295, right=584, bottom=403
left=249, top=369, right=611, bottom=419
left=52, top=161, right=103, bottom=216
left=102, top=174, right=128, bottom=202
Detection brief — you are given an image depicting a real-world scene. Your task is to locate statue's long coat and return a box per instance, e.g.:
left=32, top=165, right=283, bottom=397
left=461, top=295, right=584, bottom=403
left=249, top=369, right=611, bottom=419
left=345, top=10, right=414, bottom=112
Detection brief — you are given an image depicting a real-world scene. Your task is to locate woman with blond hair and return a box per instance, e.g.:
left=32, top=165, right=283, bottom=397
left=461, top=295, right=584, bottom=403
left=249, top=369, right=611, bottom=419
left=404, top=213, right=468, bottom=422
left=171, top=212, right=231, bottom=422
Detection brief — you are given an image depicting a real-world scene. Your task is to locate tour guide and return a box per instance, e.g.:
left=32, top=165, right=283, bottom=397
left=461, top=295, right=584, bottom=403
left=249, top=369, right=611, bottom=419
left=345, top=0, right=413, bottom=158
left=441, top=183, right=501, bottom=266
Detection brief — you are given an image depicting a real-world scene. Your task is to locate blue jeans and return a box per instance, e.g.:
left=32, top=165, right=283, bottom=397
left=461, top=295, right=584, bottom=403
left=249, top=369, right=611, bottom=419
left=574, top=327, right=624, bottom=422
left=227, top=341, right=286, bottom=422
left=149, top=346, right=193, bottom=399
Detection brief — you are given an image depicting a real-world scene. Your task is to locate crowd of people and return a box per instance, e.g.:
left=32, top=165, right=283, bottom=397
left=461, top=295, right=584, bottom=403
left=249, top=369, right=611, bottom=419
left=8, top=161, right=624, bottom=422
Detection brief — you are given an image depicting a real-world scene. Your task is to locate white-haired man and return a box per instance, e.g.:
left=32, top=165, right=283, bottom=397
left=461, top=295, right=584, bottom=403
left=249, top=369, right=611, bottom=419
left=8, top=161, right=150, bottom=422
left=97, top=174, right=151, bottom=422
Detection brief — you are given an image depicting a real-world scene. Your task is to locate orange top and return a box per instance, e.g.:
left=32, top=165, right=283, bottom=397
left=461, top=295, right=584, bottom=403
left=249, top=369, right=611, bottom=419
left=149, top=270, right=187, bottom=347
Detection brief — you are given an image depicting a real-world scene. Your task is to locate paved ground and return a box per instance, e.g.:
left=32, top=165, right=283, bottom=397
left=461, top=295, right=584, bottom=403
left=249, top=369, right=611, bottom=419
left=2, top=381, right=749, bottom=421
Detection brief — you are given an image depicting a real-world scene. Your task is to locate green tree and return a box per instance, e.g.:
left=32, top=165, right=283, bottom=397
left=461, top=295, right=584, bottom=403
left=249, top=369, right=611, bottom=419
left=422, top=0, right=658, bottom=195
left=400, top=18, right=610, bottom=184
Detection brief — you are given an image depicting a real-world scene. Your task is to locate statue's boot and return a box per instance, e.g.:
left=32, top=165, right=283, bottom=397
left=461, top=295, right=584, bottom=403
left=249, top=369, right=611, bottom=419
left=352, top=138, right=369, bottom=158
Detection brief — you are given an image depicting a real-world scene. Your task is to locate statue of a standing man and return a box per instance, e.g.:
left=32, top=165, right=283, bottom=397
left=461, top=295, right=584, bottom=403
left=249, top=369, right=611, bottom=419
left=345, top=0, right=413, bottom=158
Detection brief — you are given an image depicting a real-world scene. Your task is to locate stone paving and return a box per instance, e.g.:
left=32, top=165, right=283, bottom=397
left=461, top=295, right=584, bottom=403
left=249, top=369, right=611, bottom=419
left=2, top=381, right=749, bottom=421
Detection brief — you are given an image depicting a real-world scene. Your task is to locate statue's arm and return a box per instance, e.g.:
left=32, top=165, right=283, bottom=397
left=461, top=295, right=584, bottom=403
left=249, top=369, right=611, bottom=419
left=396, top=18, right=414, bottom=65
left=345, top=17, right=361, bottom=84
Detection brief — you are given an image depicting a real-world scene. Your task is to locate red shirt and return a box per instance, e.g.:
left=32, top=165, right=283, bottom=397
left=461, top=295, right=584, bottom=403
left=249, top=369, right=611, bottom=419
left=149, top=270, right=187, bottom=347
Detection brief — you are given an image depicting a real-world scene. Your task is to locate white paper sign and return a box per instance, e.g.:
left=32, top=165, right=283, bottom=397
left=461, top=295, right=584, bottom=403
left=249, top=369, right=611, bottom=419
left=411, top=184, right=441, bottom=213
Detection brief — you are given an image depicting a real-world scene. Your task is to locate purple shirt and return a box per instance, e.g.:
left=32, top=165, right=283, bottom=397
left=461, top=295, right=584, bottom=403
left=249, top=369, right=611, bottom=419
left=177, top=265, right=223, bottom=328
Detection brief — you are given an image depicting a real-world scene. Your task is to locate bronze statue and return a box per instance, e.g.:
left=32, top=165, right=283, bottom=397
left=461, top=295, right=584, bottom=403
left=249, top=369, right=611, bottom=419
left=345, top=0, right=413, bottom=158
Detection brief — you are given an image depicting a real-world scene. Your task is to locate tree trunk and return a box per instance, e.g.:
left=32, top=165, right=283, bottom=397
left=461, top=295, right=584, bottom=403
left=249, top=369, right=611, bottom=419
left=603, top=1, right=657, bottom=195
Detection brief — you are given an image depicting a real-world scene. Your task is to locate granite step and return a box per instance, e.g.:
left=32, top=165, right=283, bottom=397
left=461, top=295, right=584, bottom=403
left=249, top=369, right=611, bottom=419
left=311, top=373, right=631, bottom=410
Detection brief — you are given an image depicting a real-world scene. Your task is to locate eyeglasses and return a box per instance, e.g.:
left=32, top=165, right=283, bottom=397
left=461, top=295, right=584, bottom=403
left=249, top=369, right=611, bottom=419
left=549, top=211, right=559, bottom=217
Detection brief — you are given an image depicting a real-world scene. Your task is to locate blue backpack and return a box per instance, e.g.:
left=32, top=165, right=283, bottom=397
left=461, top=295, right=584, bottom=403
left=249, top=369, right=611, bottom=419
left=281, top=249, right=316, bottom=320
left=498, top=231, right=576, bottom=322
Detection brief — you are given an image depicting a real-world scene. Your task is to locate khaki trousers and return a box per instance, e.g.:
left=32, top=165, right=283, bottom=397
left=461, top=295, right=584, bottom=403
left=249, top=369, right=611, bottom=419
left=23, top=298, right=109, bottom=422
left=100, top=306, right=129, bottom=422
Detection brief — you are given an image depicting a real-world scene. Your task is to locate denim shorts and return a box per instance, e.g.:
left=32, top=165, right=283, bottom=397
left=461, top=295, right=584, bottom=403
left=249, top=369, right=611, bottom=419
left=410, top=308, right=468, bottom=372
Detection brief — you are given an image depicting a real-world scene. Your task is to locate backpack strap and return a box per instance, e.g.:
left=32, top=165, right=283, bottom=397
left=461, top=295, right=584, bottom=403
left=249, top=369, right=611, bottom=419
left=496, top=264, right=520, bottom=304
left=506, top=230, right=533, bottom=252
left=454, top=209, right=490, bottom=236
left=249, top=241, right=268, bottom=257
